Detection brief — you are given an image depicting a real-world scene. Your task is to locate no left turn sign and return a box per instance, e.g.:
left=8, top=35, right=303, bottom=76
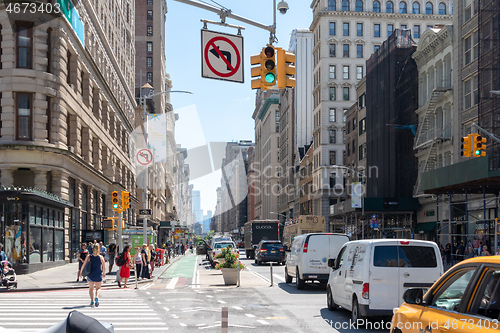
left=201, top=30, right=244, bottom=83
left=136, top=148, right=154, bottom=166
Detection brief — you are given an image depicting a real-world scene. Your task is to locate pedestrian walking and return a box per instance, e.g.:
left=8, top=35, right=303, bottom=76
left=180, top=242, right=185, bottom=255
left=140, top=244, right=150, bottom=279
left=465, top=246, right=475, bottom=259
left=456, top=242, right=465, bottom=261
left=0, top=243, right=7, bottom=261
left=107, top=243, right=117, bottom=274
left=117, top=245, right=132, bottom=288
left=79, top=244, right=106, bottom=307
left=76, top=243, right=88, bottom=282
left=149, top=244, right=156, bottom=275
left=134, top=246, right=143, bottom=280
left=444, top=243, right=452, bottom=265
left=481, top=245, right=491, bottom=256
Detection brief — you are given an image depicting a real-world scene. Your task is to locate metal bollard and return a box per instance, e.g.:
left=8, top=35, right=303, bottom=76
left=134, top=265, right=138, bottom=289
left=237, top=266, right=241, bottom=287
left=221, top=306, right=228, bottom=333
left=270, top=262, right=273, bottom=287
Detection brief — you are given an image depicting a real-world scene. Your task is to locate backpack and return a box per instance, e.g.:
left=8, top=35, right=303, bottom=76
left=115, top=252, right=126, bottom=266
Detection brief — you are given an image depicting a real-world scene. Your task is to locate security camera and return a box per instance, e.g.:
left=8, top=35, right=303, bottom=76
left=277, top=0, right=289, bottom=14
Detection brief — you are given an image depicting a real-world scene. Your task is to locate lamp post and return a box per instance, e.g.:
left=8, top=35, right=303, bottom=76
left=331, top=165, right=366, bottom=239
left=139, top=84, right=192, bottom=244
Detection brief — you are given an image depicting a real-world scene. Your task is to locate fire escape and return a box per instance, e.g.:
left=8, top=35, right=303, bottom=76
left=413, top=87, right=452, bottom=196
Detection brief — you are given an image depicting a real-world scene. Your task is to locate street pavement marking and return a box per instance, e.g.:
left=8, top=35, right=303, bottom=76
left=115, top=329, right=168, bottom=331
left=265, top=317, right=287, bottom=320
left=273, top=274, right=285, bottom=281
left=163, top=307, right=170, bottom=312
left=206, top=295, right=213, bottom=298
left=251, top=271, right=279, bottom=286
left=165, top=277, right=179, bottom=289
left=218, top=300, right=226, bottom=304
left=140, top=283, right=154, bottom=289
left=232, top=306, right=243, bottom=310
left=256, top=319, right=270, bottom=325
left=180, top=323, right=187, bottom=327
left=245, top=314, right=255, bottom=318
left=171, top=314, right=179, bottom=319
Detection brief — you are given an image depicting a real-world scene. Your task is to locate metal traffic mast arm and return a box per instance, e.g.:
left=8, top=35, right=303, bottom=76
left=472, top=122, right=500, bottom=144
left=172, top=0, right=278, bottom=44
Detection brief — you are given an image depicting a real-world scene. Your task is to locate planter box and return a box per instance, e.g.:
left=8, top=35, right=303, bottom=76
left=221, top=268, right=238, bottom=285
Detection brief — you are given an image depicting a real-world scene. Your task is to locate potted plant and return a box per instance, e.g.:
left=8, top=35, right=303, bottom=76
left=214, top=248, right=245, bottom=285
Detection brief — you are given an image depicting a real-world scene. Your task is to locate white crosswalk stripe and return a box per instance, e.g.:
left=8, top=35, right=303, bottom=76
left=0, top=289, right=168, bottom=332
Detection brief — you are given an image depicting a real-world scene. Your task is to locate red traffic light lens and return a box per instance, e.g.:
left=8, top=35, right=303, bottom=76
left=264, top=46, right=274, bottom=58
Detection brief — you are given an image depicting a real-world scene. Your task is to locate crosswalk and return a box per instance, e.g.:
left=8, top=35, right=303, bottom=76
left=0, top=289, right=168, bottom=332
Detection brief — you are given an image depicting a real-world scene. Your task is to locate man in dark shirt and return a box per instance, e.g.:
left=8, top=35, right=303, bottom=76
left=456, top=242, right=465, bottom=261
left=77, top=243, right=88, bottom=282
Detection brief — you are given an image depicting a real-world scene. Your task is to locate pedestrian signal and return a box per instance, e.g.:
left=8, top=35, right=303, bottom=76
left=460, top=135, right=472, bottom=158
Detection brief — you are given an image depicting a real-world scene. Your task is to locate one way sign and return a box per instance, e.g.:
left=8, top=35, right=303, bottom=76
left=201, top=30, right=244, bottom=83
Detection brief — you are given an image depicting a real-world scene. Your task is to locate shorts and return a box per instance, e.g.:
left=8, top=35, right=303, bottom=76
left=86, top=276, right=102, bottom=283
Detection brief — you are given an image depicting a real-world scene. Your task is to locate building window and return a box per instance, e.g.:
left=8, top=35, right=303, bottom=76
left=343, top=65, right=349, bottom=79
left=374, top=45, right=380, bottom=52
left=147, top=10, right=153, bottom=20
left=147, top=0, right=153, bottom=5
left=329, top=44, right=336, bottom=57
left=387, top=24, right=394, bottom=37
left=343, top=87, right=350, bottom=101
left=66, top=51, right=71, bottom=84
left=343, top=109, right=347, bottom=122
left=373, top=0, right=380, bottom=12
left=374, top=24, right=380, bottom=37
left=355, top=0, right=363, bottom=11
left=46, top=28, right=52, bottom=73
left=357, top=23, right=363, bottom=36
left=147, top=57, right=153, bottom=67
left=356, top=66, right=363, bottom=79
left=329, top=22, right=336, bottom=35
left=401, top=24, right=407, bottom=30
left=464, top=78, right=472, bottom=109
left=329, top=65, right=336, bottom=79
left=343, top=44, right=349, bottom=57
left=147, top=26, right=153, bottom=36
left=343, top=22, right=349, bottom=36
left=426, top=2, right=433, bottom=14
left=329, top=129, right=337, bottom=144
left=146, top=72, right=153, bottom=84
left=342, top=0, right=349, bottom=11
left=328, top=0, right=336, bottom=10
left=359, top=118, right=366, bottom=135
left=359, top=143, right=366, bottom=160
left=414, top=25, right=420, bottom=38
left=147, top=41, right=153, bottom=52
left=399, top=1, right=407, bottom=13
left=412, top=1, right=420, bottom=13
left=386, top=1, right=394, bottom=12
left=329, top=87, right=336, bottom=101
left=46, top=96, right=52, bottom=142
left=330, top=108, right=336, bottom=122
left=464, top=35, right=471, bottom=65
left=329, top=151, right=336, bottom=165
left=16, top=22, right=32, bottom=69
left=16, top=93, right=32, bottom=140
left=330, top=173, right=336, bottom=188
left=357, top=44, right=363, bottom=58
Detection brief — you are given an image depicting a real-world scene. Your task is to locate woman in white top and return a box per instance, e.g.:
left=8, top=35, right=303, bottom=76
left=134, top=247, right=143, bottom=280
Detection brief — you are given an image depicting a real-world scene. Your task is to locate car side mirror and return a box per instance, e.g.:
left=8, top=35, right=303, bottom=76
left=327, top=258, right=336, bottom=268
left=402, top=288, right=425, bottom=305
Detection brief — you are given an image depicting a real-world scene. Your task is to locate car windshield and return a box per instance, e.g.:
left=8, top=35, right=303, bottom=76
left=215, top=243, right=233, bottom=249
left=262, top=243, right=282, bottom=250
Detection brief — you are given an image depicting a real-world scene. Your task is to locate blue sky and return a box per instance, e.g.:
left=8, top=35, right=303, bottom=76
left=165, top=0, right=313, bottom=213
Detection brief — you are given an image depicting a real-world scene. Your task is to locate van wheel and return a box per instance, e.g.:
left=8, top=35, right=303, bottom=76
left=352, top=298, right=365, bottom=323
left=327, top=286, right=337, bottom=311
left=285, top=267, right=292, bottom=283
left=296, top=268, right=305, bottom=290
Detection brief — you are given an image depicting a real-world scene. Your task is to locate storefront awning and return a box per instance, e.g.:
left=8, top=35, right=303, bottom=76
left=415, top=221, right=437, bottom=233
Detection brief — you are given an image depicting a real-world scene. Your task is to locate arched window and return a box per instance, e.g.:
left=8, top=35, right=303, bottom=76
left=373, top=0, right=381, bottom=12
left=386, top=1, right=394, bottom=13
left=328, top=0, right=336, bottom=11
left=425, top=2, right=433, bottom=14
left=342, top=0, right=349, bottom=11
left=399, top=1, right=407, bottom=13
left=412, top=2, right=420, bottom=13
left=438, top=2, right=446, bottom=14
left=355, top=0, right=363, bottom=11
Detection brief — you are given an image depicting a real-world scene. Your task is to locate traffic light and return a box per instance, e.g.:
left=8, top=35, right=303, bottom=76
left=111, top=191, right=120, bottom=211
left=461, top=135, right=472, bottom=158
left=277, top=48, right=296, bottom=89
left=103, top=218, right=114, bottom=230
left=472, top=133, right=487, bottom=157
left=122, top=191, right=130, bottom=209
left=250, top=45, right=277, bottom=90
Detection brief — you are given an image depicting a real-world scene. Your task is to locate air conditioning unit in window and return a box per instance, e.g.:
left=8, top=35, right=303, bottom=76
left=68, top=146, right=75, bottom=153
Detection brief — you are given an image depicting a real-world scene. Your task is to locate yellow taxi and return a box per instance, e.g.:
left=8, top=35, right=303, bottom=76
left=390, top=256, right=500, bottom=333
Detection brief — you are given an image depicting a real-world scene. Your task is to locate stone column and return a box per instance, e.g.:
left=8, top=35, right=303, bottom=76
left=0, top=167, right=14, bottom=187
left=33, top=167, right=50, bottom=191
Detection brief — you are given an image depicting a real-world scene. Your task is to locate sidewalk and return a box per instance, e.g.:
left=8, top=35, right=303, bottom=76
left=2, top=254, right=186, bottom=292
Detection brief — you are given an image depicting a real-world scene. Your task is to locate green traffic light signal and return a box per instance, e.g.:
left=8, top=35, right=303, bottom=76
left=265, top=72, right=276, bottom=83
left=113, top=203, right=119, bottom=209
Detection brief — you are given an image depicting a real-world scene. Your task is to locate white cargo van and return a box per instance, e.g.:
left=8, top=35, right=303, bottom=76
left=326, top=239, right=443, bottom=321
left=285, top=233, right=349, bottom=289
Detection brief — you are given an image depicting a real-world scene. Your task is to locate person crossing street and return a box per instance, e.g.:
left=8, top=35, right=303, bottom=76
left=79, top=244, right=106, bottom=307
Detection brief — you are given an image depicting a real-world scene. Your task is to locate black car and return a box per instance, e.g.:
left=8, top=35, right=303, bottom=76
left=254, top=240, right=285, bottom=265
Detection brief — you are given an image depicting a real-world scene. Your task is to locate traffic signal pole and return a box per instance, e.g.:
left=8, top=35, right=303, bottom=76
left=472, top=122, right=500, bottom=144
left=118, top=210, right=123, bottom=252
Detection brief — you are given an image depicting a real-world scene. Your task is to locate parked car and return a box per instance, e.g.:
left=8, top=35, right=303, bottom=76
left=254, top=240, right=285, bottom=265
left=285, top=233, right=349, bottom=289
left=390, top=255, right=500, bottom=333
left=327, top=239, right=443, bottom=322
left=209, top=241, right=238, bottom=267
left=196, top=240, right=208, bottom=255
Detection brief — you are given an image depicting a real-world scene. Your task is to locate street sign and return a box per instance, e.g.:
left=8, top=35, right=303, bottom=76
left=201, top=30, right=244, bottom=83
left=138, top=209, right=152, bottom=218
left=136, top=149, right=154, bottom=166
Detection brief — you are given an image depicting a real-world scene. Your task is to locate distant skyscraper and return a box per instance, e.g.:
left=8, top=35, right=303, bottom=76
left=203, top=210, right=213, bottom=234
left=192, top=190, right=203, bottom=223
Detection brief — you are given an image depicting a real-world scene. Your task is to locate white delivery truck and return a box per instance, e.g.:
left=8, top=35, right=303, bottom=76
left=326, top=239, right=443, bottom=322
left=285, top=233, right=349, bottom=289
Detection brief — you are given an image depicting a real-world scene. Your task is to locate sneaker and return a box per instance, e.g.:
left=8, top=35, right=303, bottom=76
left=117, top=280, right=122, bottom=288
left=95, top=298, right=99, bottom=307
left=82, top=278, right=87, bottom=282
left=90, top=302, right=94, bottom=307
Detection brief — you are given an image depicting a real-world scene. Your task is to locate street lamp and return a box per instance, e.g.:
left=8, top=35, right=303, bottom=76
left=139, top=85, right=193, bottom=244
left=331, top=165, right=366, bottom=239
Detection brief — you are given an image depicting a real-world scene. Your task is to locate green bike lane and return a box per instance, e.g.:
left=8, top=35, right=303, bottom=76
left=161, top=255, right=197, bottom=279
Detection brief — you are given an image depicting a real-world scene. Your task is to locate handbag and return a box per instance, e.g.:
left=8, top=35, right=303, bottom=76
left=81, top=262, right=91, bottom=277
